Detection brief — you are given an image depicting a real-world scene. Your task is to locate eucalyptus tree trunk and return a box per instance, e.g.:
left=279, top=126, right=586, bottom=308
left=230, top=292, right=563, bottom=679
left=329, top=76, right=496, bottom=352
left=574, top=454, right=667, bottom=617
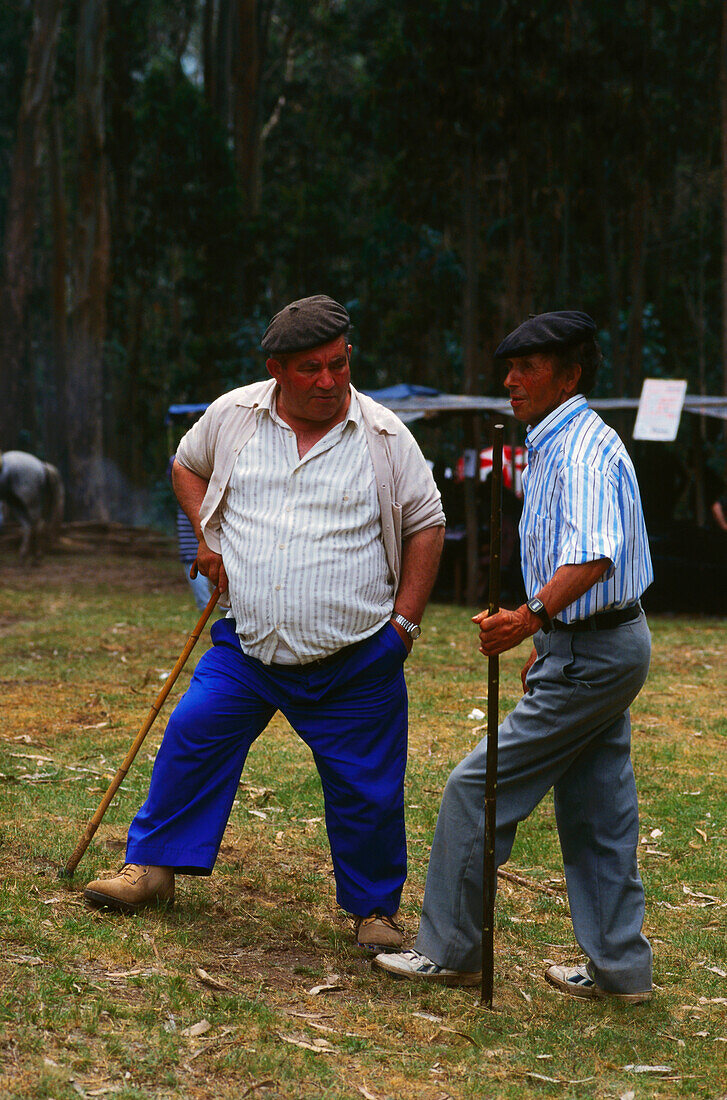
left=462, top=146, right=482, bottom=607
left=48, top=100, right=68, bottom=468
left=0, top=0, right=63, bottom=451
left=65, top=0, right=110, bottom=520
left=721, top=0, right=727, bottom=465
left=233, top=0, right=262, bottom=213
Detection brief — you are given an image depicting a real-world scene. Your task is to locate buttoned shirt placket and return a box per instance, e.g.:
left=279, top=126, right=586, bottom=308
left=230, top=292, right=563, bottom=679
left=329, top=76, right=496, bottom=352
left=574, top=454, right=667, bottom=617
left=267, top=408, right=353, bottom=663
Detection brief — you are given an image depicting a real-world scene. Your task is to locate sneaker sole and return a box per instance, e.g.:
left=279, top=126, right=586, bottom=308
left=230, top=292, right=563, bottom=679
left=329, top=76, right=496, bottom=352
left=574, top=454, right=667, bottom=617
left=545, top=972, right=652, bottom=1003
left=372, top=957, right=481, bottom=987
left=357, top=939, right=405, bottom=952
left=83, top=889, right=174, bottom=915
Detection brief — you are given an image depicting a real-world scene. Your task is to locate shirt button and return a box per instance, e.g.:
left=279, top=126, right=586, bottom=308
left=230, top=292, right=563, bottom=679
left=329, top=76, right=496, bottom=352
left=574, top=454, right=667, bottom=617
left=275, top=585, right=281, bottom=591
left=279, top=543, right=285, bottom=550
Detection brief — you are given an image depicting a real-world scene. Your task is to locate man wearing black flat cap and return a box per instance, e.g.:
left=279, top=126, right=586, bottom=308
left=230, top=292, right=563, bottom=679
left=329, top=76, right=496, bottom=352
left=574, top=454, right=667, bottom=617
left=375, top=311, right=656, bottom=1003
left=84, top=295, right=445, bottom=952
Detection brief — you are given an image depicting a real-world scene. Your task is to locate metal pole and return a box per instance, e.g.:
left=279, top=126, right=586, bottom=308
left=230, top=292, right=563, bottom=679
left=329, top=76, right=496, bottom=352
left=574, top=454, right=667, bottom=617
left=481, top=423, right=503, bottom=1007
left=60, top=586, right=220, bottom=877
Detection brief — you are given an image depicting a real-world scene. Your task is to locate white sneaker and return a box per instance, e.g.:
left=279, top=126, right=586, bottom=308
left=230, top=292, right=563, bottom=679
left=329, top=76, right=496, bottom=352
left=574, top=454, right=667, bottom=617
left=545, top=962, right=652, bottom=1003
left=373, top=949, right=481, bottom=987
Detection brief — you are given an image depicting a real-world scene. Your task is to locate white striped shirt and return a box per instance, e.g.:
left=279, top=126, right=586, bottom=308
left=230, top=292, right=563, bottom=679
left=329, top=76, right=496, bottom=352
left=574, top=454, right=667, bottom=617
left=520, top=395, right=653, bottom=623
left=220, top=387, right=394, bottom=663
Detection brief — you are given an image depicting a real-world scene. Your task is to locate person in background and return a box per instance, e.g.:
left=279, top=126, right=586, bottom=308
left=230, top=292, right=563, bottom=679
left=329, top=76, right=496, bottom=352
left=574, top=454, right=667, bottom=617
left=167, top=454, right=215, bottom=611
left=711, top=489, right=727, bottom=532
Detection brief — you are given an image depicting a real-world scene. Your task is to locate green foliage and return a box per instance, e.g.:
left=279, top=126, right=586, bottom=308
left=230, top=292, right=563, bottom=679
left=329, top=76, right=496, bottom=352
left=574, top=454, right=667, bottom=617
left=0, top=0, right=725, bottom=512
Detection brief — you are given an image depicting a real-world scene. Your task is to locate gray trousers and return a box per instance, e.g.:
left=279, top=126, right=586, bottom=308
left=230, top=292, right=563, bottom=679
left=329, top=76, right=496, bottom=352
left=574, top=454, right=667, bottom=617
left=416, top=614, right=653, bottom=994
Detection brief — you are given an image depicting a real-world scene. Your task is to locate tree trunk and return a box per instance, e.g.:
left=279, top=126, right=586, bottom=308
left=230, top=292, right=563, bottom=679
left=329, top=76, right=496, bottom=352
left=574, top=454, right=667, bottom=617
left=0, top=0, right=63, bottom=451
left=65, top=0, right=110, bottom=520
left=462, top=146, right=482, bottom=606
left=721, top=0, right=727, bottom=466
left=625, top=180, right=649, bottom=397
left=48, top=99, right=68, bottom=469
left=214, top=0, right=233, bottom=130
left=233, top=0, right=262, bottom=212
left=203, top=0, right=217, bottom=107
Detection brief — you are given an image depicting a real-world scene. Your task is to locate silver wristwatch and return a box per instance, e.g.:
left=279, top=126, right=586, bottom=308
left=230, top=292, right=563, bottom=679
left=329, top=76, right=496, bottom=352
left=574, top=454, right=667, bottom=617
left=392, top=613, right=422, bottom=641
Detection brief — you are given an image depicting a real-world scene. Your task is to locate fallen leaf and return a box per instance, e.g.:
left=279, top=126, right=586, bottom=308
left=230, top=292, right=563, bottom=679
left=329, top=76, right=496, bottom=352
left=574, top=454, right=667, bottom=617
left=649, top=828, right=663, bottom=839
left=683, top=886, right=720, bottom=903
left=248, top=809, right=268, bottom=820
left=277, top=1032, right=335, bottom=1053
left=699, top=997, right=727, bottom=1006
left=181, top=1019, right=212, bottom=1038
left=467, top=708, right=485, bottom=720
left=705, top=966, right=727, bottom=977
left=695, top=828, right=708, bottom=842
left=624, top=1064, right=673, bottom=1074
left=307, top=978, right=342, bottom=996
left=357, top=1087, right=380, bottom=1100
left=413, top=1011, right=443, bottom=1023
left=619, top=1092, right=636, bottom=1100
left=195, top=968, right=232, bottom=992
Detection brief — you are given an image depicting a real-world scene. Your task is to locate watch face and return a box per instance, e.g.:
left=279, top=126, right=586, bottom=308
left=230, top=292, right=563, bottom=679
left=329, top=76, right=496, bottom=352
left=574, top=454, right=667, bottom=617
left=411, top=624, right=422, bottom=639
left=528, top=598, right=544, bottom=614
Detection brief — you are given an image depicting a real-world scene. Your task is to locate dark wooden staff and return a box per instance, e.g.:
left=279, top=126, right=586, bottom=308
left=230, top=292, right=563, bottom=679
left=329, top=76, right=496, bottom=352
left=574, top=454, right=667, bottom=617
left=60, top=584, right=220, bottom=877
left=481, top=423, right=504, bottom=1007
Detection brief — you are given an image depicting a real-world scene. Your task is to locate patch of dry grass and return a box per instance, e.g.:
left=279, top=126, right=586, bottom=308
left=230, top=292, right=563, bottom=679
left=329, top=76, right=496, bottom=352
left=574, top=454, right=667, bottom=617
left=0, top=554, right=725, bottom=1099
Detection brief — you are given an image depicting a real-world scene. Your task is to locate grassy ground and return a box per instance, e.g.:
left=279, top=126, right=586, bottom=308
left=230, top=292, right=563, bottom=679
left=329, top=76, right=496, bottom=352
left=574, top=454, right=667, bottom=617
left=0, top=552, right=725, bottom=1100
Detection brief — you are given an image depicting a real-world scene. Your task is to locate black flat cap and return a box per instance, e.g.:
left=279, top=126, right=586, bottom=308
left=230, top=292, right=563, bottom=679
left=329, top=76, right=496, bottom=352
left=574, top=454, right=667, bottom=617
left=494, top=310, right=597, bottom=359
left=261, top=294, right=350, bottom=355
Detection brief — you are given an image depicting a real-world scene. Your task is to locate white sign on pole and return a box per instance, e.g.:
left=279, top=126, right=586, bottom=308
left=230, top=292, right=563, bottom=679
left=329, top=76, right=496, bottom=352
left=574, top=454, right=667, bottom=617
left=632, top=379, right=687, bottom=442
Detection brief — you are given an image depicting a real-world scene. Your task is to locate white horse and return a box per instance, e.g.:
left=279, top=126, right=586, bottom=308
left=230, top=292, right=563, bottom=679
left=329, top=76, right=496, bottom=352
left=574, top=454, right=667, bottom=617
left=0, top=450, right=65, bottom=562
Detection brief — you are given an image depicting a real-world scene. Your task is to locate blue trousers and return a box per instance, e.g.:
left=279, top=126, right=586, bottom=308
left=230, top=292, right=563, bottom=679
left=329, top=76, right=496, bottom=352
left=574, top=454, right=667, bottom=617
left=416, top=615, right=653, bottom=993
left=127, top=618, right=409, bottom=916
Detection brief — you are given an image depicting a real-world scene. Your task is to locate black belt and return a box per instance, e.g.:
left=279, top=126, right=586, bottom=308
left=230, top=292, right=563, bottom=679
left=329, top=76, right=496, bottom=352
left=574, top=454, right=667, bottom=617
left=270, top=635, right=368, bottom=670
left=553, top=604, right=642, bottom=633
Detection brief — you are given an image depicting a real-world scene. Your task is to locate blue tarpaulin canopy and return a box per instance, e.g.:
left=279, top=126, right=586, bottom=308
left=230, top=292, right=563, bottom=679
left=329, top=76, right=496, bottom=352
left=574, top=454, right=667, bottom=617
left=165, top=403, right=210, bottom=424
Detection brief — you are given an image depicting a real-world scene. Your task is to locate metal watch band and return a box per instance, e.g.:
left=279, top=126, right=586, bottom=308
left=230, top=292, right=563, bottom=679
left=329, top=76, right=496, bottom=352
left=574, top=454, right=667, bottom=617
left=392, top=613, right=422, bottom=640
left=526, top=597, right=553, bottom=634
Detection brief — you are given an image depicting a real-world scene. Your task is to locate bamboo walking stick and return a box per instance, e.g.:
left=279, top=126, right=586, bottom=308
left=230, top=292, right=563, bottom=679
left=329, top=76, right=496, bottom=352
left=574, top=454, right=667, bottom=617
left=481, top=423, right=504, bottom=1007
left=60, top=585, right=220, bottom=877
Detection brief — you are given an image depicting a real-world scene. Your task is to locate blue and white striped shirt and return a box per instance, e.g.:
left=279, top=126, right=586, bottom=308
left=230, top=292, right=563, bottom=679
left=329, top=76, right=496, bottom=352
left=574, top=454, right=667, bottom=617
left=520, top=395, right=653, bottom=623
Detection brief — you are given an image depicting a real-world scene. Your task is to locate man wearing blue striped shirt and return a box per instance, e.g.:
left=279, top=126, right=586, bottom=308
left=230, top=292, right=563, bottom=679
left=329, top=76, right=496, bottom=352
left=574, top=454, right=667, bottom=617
left=375, top=311, right=655, bottom=1003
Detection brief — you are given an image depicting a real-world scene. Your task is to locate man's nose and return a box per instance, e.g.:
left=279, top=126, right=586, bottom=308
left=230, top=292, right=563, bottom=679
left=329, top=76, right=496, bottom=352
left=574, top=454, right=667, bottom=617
left=317, top=368, right=336, bottom=388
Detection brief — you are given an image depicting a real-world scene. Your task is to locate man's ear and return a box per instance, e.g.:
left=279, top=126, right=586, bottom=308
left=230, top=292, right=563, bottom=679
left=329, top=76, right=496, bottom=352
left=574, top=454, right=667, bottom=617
left=266, top=357, right=283, bottom=382
left=564, top=361, right=582, bottom=396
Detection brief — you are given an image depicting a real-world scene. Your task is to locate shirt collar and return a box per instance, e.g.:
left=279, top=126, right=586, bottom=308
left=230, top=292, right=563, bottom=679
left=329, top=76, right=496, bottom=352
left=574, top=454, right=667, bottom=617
left=260, top=384, right=360, bottom=431
left=525, top=394, right=588, bottom=452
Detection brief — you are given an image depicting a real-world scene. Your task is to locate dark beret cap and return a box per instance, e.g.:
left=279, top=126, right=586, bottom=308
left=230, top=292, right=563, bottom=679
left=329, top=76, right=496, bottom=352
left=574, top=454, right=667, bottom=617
left=261, top=294, right=351, bottom=355
left=494, top=310, right=597, bottom=359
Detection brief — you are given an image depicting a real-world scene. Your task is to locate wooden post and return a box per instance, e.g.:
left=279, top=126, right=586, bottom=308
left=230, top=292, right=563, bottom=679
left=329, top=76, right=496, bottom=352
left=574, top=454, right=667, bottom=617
left=481, top=424, right=503, bottom=1007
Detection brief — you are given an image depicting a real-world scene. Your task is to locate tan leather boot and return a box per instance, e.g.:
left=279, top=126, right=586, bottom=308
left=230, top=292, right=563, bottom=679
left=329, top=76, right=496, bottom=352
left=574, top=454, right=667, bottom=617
left=354, top=911, right=404, bottom=951
left=84, top=864, right=175, bottom=914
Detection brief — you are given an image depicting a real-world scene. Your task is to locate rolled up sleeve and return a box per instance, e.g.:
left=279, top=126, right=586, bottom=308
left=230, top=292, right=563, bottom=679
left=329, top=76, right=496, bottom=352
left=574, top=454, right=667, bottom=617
left=555, top=462, right=621, bottom=575
left=394, top=432, right=445, bottom=538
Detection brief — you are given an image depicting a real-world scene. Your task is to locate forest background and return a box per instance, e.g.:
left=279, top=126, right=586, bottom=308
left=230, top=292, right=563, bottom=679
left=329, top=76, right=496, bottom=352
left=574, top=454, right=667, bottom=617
left=1, top=0, right=726, bottom=526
